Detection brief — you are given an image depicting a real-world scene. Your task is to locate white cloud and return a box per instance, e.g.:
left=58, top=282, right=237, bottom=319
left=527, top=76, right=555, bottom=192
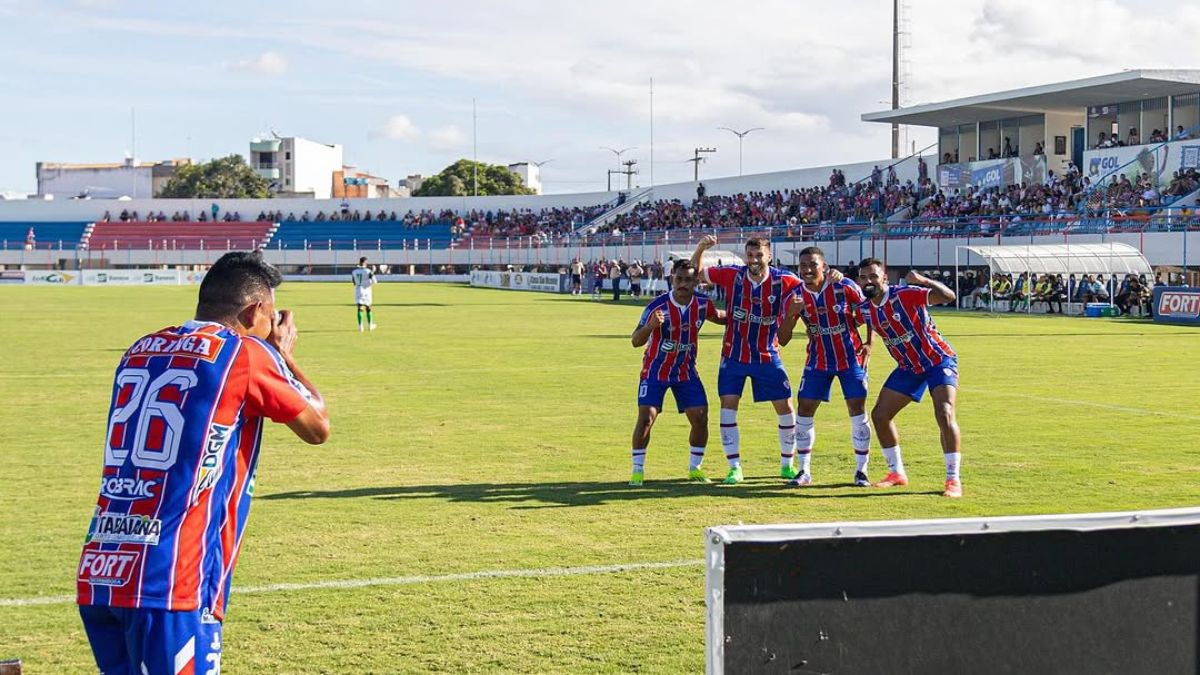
left=371, top=114, right=421, bottom=141
left=228, top=51, right=288, bottom=76
left=428, top=125, right=466, bottom=150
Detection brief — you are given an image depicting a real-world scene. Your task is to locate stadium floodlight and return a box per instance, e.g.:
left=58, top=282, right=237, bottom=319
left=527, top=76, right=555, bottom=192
left=600, top=146, right=637, bottom=172
left=717, top=127, right=764, bottom=176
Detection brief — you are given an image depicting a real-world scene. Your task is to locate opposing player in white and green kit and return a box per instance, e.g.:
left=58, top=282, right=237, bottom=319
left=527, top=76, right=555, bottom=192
left=352, top=256, right=377, bottom=331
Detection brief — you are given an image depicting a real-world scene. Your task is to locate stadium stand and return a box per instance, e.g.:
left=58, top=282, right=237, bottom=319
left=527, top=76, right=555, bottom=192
left=0, top=222, right=90, bottom=250
left=270, top=220, right=457, bottom=250
left=84, top=221, right=275, bottom=251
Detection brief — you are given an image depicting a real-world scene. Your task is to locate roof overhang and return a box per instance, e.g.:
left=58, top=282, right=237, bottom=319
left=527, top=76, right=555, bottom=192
left=863, top=70, right=1200, bottom=128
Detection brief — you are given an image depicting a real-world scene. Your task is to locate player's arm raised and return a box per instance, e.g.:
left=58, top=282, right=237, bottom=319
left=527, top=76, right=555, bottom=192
left=905, top=270, right=957, bottom=305
left=268, top=310, right=331, bottom=444
left=631, top=308, right=665, bottom=348
left=691, top=235, right=717, bottom=280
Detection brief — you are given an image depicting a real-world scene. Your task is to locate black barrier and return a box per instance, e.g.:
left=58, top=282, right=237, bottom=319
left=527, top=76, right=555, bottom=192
left=708, top=511, right=1200, bottom=675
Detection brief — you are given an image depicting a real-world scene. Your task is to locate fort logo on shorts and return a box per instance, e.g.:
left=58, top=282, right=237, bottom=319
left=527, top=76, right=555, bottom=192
left=78, top=550, right=140, bottom=587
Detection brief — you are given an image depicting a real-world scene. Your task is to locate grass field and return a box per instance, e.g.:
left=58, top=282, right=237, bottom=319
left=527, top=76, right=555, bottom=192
left=2, top=282, right=1199, bottom=673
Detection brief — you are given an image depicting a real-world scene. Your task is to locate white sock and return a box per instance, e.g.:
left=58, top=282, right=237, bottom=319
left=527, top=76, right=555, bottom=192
left=777, top=413, right=796, bottom=468
left=720, top=409, right=740, bottom=468
left=850, top=413, right=871, bottom=473
left=944, top=452, right=961, bottom=480
left=794, top=416, right=814, bottom=473
left=632, top=449, right=646, bottom=473
left=881, top=445, right=905, bottom=475
left=689, top=446, right=705, bottom=471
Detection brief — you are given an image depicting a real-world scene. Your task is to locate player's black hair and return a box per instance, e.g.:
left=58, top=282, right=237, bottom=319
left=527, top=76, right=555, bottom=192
left=671, top=259, right=697, bottom=276
left=745, top=237, right=771, bottom=250
left=359, top=256, right=368, bottom=265
left=858, top=257, right=886, bottom=271
left=798, top=246, right=825, bottom=260
left=195, top=250, right=282, bottom=321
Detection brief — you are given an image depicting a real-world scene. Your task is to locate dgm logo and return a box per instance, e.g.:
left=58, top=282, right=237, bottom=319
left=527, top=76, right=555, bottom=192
left=1088, top=156, right=1121, bottom=176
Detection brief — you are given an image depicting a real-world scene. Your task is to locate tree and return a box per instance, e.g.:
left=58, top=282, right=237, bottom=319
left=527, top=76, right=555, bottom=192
left=413, top=159, right=536, bottom=197
left=159, top=154, right=271, bottom=199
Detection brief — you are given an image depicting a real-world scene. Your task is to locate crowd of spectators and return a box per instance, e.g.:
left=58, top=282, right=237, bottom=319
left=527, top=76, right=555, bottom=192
left=1093, top=125, right=1194, bottom=150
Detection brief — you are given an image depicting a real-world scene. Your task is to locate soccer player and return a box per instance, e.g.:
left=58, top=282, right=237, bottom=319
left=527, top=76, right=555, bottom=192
left=777, top=246, right=874, bottom=488
left=569, top=257, right=585, bottom=295
left=629, top=260, right=725, bottom=485
left=352, top=256, right=377, bottom=331
left=855, top=258, right=963, bottom=498
left=691, top=235, right=804, bottom=484
left=77, top=251, right=330, bottom=673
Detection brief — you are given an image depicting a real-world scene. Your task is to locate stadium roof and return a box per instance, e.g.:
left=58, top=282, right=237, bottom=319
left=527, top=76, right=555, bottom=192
left=862, top=70, right=1200, bottom=128
left=958, top=242, right=1153, bottom=277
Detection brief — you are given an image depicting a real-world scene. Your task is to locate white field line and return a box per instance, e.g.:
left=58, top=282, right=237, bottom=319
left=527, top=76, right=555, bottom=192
left=0, top=559, right=703, bottom=608
left=961, top=387, right=1200, bottom=422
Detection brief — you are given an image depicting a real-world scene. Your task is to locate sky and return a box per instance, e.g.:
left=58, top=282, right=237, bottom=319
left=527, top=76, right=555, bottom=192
left=1, top=0, right=1198, bottom=195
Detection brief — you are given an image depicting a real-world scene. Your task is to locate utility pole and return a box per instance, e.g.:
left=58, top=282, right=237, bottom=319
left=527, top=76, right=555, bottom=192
left=607, top=169, right=621, bottom=192
left=601, top=146, right=636, bottom=192
left=687, top=147, right=717, bottom=182
left=621, top=158, right=638, bottom=190
left=472, top=97, right=478, bottom=196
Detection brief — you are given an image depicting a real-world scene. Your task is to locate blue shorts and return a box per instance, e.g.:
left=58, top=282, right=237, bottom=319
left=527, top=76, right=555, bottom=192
left=882, top=358, right=959, bottom=402
left=797, top=363, right=869, bottom=402
left=638, top=378, right=708, bottom=413
left=80, top=605, right=222, bottom=675
left=717, top=356, right=792, bottom=403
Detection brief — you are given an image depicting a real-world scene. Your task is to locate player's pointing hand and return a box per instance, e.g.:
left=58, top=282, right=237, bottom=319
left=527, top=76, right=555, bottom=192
left=647, top=309, right=666, bottom=328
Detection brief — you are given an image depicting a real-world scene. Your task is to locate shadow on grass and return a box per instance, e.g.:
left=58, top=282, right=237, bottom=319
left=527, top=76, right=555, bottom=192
left=260, top=478, right=939, bottom=509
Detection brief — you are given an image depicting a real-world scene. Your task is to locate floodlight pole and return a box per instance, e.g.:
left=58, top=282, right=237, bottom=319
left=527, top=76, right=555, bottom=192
left=689, top=147, right=717, bottom=182
left=717, top=127, right=764, bottom=176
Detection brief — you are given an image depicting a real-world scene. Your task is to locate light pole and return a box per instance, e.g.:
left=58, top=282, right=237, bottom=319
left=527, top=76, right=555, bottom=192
left=600, top=146, right=636, bottom=190
left=717, top=127, right=764, bottom=176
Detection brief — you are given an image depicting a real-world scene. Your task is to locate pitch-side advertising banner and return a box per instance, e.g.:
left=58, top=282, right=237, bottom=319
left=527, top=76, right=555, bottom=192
left=22, top=269, right=205, bottom=286
left=470, top=270, right=567, bottom=293
left=1152, top=286, right=1200, bottom=325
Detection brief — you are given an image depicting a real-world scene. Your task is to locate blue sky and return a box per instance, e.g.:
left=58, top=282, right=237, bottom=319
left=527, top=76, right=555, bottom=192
left=0, top=0, right=1196, bottom=195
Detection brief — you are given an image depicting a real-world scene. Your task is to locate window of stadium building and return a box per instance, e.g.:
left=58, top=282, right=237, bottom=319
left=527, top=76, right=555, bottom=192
left=1172, top=93, right=1199, bottom=139
left=980, top=120, right=1001, bottom=160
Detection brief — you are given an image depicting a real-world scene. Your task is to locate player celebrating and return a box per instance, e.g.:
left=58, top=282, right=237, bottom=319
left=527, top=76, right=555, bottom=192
left=629, top=260, right=725, bottom=485
left=691, top=235, right=804, bottom=484
left=77, top=251, right=330, bottom=673
left=778, top=246, right=874, bottom=488
left=352, top=256, right=377, bottom=331
left=855, top=258, right=963, bottom=498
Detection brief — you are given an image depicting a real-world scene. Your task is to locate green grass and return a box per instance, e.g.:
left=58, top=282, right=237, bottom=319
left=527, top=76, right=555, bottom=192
left=2, top=283, right=1199, bottom=673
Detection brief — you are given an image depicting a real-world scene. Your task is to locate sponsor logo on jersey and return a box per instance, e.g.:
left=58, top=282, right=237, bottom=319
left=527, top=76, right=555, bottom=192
left=193, top=423, right=233, bottom=504
left=1157, top=291, right=1200, bottom=318
left=125, top=332, right=224, bottom=363
left=87, top=512, right=162, bottom=545
left=100, top=476, right=160, bottom=501
left=806, top=324, right=847, bottom=336
left=882, top=331, right=915, bottom=347
left=659, top=340, right=695, bottom=353
left=731, top=307, right=777, bottom=325
left=78, top=550, right=140, bottom=587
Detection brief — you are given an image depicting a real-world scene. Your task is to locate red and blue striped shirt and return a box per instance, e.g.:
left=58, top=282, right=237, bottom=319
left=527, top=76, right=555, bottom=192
left=860, top=286, right=956, bottom=374
left=783, top=278, right=867, bottom=371
left=638, top=292, right=718, bottom=382
left=705, top=265, right=802, bottom=364
left=77, top=321, right=312, bottom=620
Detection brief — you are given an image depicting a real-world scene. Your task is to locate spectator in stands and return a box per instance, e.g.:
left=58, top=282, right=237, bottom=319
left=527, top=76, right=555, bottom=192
left=1033, top=142, right=1045, bottom=156
left=697, top=182, right=707, bottom=200
left=1127, top=127, right=1140, bottom=146
left=871, top=165, right=882, bottom=188
left=1096, top=132, right=1112, bottom=149
left=1176, top=125, right=1190, bottom=141
left=987, top=147, right=999, bottom=160
left=917, top=156, right=929, bottom=186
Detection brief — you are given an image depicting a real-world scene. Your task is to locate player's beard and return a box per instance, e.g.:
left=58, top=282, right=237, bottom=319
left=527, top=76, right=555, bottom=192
left=862, top=283, right=882, bottom=300
left=748, top=262, right=764, bottom=275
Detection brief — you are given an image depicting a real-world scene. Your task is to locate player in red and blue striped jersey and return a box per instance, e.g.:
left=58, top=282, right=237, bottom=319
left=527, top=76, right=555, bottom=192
left=691, top=235, right=804, bottom=485
left=778, top=247, right=875, bottom=488
left=77, top=251, right=331, bottom=674
left=856, top=258, right=963, bottom=498
left=629, top=260, right=725, bottom=485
